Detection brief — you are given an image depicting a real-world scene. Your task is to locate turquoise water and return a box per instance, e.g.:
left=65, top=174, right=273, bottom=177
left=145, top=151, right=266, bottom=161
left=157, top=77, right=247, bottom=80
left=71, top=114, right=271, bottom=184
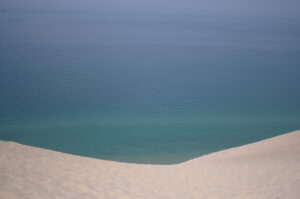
left=0, top=44, right=300, bottom=164
left=1, top=98, right=299, bottom=164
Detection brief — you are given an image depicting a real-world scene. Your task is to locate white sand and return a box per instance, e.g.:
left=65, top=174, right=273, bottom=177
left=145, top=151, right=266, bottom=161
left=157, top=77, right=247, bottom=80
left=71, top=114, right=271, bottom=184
left=1, top=130, right=300, bottom=199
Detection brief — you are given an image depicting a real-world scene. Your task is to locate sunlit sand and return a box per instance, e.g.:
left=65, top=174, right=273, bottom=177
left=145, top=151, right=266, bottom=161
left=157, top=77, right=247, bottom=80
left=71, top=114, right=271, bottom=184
left=1, top=130, right=299, bottom=199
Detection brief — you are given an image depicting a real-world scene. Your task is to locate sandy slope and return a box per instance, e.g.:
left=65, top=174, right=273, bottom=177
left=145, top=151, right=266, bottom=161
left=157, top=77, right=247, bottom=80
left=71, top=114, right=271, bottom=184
left=1, top=130, right=300, bottom=199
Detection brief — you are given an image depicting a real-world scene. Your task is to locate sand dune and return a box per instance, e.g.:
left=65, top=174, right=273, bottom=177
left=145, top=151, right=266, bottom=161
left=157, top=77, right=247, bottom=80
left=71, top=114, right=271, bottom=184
left=1, top=130, right=300, bottom=199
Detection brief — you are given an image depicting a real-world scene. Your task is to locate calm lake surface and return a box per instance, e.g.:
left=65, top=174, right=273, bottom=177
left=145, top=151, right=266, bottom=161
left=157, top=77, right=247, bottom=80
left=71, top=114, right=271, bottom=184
left=1, top=14, right=300, bottom=164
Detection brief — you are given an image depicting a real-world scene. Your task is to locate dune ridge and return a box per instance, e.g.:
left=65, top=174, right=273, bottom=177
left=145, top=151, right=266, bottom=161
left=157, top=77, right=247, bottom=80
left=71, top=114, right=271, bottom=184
left=1, top=130, right=300, bottom=199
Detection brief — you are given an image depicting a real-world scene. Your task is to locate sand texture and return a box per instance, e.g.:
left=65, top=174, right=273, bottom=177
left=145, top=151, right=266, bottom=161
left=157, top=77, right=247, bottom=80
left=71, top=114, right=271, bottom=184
left=1, top=130, right=300, bottom=199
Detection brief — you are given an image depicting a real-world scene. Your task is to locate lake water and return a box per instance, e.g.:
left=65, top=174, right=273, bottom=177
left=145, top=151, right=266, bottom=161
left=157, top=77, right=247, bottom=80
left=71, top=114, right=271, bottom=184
left=0, top=41, right=300, bottom=164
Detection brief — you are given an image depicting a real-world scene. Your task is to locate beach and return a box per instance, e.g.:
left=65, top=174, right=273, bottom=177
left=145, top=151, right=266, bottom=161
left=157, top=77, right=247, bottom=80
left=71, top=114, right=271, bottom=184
left=1, top=0, right=299, bottom=198
left=1, top=130, right=299, bottom=199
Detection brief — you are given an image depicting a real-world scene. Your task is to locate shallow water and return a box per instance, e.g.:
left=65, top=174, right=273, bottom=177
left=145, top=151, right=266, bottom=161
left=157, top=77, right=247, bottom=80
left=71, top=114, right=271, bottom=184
left=1, top=96, right=299, bottom=164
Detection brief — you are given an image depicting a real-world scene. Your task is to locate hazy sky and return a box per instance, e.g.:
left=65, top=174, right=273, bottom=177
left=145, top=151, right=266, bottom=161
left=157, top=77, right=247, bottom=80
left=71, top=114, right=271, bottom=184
left=1, top=0, right=300, bottom=106
left=2, top=0, right=300, bottom=16
left=1, top=0, right=300, bottom=49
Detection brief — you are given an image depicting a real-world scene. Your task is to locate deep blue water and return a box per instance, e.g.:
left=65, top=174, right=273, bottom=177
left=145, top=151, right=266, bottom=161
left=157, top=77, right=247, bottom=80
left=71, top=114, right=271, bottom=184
left=0, top=43, right=299, bottom=164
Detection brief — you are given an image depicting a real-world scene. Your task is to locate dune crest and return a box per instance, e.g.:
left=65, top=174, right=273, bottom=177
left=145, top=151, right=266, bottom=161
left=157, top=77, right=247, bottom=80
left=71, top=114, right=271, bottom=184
left=1, top=130, right=300, bottom=199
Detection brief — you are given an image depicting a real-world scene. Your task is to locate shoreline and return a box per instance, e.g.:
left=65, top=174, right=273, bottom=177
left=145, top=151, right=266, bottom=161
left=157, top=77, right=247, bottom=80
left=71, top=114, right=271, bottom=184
left=1, top=130, right=300, bottom=198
